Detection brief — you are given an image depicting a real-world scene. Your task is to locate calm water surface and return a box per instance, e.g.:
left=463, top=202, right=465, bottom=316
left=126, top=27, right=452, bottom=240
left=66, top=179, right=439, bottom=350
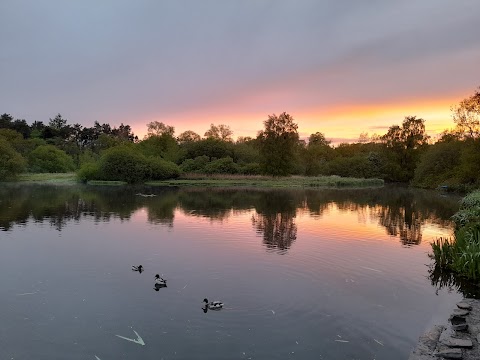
left=0, top=184, right=464, bottom=359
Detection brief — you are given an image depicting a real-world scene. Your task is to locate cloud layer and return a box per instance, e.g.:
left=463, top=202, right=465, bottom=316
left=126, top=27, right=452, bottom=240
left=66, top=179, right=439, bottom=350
left=1, top=0, right=479, bottom=141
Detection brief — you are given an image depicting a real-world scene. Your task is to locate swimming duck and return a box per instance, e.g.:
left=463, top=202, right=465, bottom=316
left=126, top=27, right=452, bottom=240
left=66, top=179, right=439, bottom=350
left=132, top=265, right=144, bottom=272
left=203, top=298, right=224, bottom=310
left=155, top=274, right=166, bottom=285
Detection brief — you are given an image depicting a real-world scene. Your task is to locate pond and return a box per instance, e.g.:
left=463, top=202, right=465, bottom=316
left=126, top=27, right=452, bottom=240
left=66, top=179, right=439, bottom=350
left=0, top=184, right=464, bottom=359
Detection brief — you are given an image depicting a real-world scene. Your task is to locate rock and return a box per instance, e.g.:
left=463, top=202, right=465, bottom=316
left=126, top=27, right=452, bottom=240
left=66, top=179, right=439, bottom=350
left=457, top=302, right=473, bottom=311
left=408, top=325, right=445, bottom=360
left=434, top=348, right=462, bottom=359
left=450, top=315, right=468, bottom=324
left=451, top=323, right=468, bottom=332
left=439, top=328, right=472, bottom=347
left=439, top=336, right=473, bottom=348
left=452, top=309, right=470, bottom=317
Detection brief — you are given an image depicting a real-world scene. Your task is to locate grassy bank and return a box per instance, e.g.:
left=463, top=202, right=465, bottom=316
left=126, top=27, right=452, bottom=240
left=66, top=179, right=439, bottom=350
left=16, top=172, right=78, bottom=184
left=8, top=172, right=384, bottom=189
left=147, top=174, right=385, bottom=188
left=430, top=190, right=480, bottom=280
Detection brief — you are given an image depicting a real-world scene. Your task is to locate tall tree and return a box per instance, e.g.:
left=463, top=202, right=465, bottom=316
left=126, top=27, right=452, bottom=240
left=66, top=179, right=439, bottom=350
left=146, top=121, right=175, bottom=138
left=451, top=87, right=480, bottom=139
left=49, top=113, right=67, bottom=130
left=177, top=130, right=201, bottom=144
left=0, top=113, right=14, bottom=129
left=204, top=123, right=233, bottom=142
left=258, top=112, right=299, bottom=176
left=381, top=116, right=429, bottom=181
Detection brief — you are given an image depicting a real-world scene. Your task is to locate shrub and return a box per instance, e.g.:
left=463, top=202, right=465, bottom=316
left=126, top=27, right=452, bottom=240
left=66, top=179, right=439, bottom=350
left=180, top=155, right=210, bottom=173
left=97, top=146, right=148, bottom=184
left=239, top=162, right=262, bottom=175
left=77, top=162, right=101, bottom=183
left=0, top=138, right=26, bottom=180
left=145, top=157, right=181, bottom=180
left=28, top=145, right=75, bottom=173
left=204, top=157, right=239, bottom=174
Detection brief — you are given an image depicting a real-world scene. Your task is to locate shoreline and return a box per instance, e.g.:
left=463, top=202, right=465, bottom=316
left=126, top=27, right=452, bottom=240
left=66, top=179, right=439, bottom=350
left=8, top=173, right=385, bottom=189
left=409, top=298, right=480, bottom=359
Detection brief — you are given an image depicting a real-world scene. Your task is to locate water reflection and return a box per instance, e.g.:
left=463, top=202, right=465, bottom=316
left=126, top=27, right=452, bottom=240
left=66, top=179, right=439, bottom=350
left=251, top=191, right=298, bottom=253
left=429, top=265, right=480, bottom=299
left=0, top=184, right=459, bottom=252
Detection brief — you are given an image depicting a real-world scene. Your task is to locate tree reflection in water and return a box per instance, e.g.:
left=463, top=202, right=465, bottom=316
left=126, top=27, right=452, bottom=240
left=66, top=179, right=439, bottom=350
left=0, top=184, right=460, bottom=253
left=251, top=191, right=299, bottom=254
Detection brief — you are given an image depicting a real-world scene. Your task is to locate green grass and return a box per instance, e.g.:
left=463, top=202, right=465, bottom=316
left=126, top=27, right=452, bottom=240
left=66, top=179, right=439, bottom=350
left=146, top=174, right=384, bottom=188
left=86, top=180, right=128, bottom=186
left=10, top=172, right=384, bottom=189
left=16, top=172, right=78, bottom=184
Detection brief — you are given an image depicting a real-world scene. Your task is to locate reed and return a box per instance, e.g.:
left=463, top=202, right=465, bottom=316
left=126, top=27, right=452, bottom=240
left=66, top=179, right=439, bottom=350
left=430, top=225, right=480, bottom=280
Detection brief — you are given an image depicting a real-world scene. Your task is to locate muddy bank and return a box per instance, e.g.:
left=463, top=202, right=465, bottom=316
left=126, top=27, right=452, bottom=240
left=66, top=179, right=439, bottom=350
left=409, top=299, right=480, bottom=359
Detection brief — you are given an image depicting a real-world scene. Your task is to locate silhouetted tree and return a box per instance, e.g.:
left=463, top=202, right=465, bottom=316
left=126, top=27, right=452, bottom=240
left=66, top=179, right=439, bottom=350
left=258, top=112, right=299, bottom=176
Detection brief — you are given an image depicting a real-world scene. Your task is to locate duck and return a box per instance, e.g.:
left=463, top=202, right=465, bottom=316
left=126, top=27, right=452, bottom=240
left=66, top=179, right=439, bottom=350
left=155, top=274, right=166, bottom=285
left=132, top=265, right=144, bottom=272
left=203, top=298, right=224, bottom=310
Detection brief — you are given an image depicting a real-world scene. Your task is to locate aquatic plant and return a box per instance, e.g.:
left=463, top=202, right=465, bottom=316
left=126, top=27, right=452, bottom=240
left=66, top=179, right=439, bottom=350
left=430, top=222, right=480, bottom=280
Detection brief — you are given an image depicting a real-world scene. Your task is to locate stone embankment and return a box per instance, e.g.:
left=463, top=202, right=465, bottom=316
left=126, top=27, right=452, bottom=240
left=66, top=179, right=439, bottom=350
left=409, top=299, right=480, bottom=360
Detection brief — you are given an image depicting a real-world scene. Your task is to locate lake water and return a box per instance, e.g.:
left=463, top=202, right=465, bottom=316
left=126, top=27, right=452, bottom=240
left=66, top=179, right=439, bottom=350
left=0, top=184, right=465, bottom=359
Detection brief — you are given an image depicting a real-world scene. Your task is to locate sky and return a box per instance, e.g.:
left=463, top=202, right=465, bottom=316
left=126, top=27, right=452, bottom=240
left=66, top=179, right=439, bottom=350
left=1, top=0, right=479, bottom=143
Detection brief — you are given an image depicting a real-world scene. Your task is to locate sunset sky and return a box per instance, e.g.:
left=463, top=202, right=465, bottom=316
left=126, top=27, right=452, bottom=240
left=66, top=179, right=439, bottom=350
left=1, top=0, right=479, bottom=143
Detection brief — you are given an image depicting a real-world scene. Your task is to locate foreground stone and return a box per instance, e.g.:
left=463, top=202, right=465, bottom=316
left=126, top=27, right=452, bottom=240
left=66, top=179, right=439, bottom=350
left=457, top=302, right=473, bottom=311
left=439, top=329, right=473, bottom=348
left=452, top=309, right=470, bottom=317
left=409, top=298, right=480, bottom=360
left=434, top=348, right=462, bottom=359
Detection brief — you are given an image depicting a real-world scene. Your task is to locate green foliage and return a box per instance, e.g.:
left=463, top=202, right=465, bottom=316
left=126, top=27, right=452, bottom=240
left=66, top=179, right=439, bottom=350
left=180, top=155, right=210, bottom=173
left=322, top=155, right=381, bottom=178
left=431, top=227, right=480, bottom=280
left=95, top=146, right=180, bottom=184
left=28, top=145, right=75, bottom=173
left=182, top=138, right=234, bottom=160
left=412, top=141, right=462, bottom=188
left=137, top=133, right=182, bottom=163
left=232, top=141, right=260, bottom=164
left=381, top=116, right=429, bottom=182
left=144, top=157, right=181, bottom=180
left=77, top=162, right=100, bottom=183
left=431, top=190, right=480, bottom=280
left=0, top=138, right=27, bottom=180
left=97, top=146, right=149, bottom=183
left=239, top=162, right=262, bottom=175
left=204, top=157, right=239, bottom=174
left=258, top=112, right=299, bottom=176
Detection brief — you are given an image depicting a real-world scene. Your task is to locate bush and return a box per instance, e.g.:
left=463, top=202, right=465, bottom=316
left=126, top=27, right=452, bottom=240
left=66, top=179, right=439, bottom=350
left=145, top=157, right=181, bottom=180
left=204, top=157, right=239, bottom=174
left=97, top=146, right=148, bottom=184
left=77, top=162, right=101, bottom=183
left=94, top=146, right=181, bottom=183
left=180, top=155, right=210, bottom=173
left=0, top=138, right=26, bottom=180
left=28, top=145, right=75, bottom=173
left=239, top=162, right=262, bottom=175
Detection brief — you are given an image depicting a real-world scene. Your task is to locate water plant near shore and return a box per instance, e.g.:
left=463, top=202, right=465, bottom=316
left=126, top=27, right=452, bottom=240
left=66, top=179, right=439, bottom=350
left=430, top=190, right=480, bottom=280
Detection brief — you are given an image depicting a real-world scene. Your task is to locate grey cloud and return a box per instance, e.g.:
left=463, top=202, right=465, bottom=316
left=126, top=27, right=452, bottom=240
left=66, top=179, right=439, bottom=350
left=0, top=0, right=479, bottom=127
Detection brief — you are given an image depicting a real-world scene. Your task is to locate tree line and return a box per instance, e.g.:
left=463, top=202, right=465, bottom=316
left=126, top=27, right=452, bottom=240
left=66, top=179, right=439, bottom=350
left=0, top=87, right=479, bottom=189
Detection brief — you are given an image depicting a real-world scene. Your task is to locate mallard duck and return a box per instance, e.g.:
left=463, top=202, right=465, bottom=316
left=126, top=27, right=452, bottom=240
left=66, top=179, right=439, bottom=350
left=203, top=298, right=223, bottom=310
left=155, top=274, right=166, bottom=285
left=132, top=265, right=144, bottom=272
